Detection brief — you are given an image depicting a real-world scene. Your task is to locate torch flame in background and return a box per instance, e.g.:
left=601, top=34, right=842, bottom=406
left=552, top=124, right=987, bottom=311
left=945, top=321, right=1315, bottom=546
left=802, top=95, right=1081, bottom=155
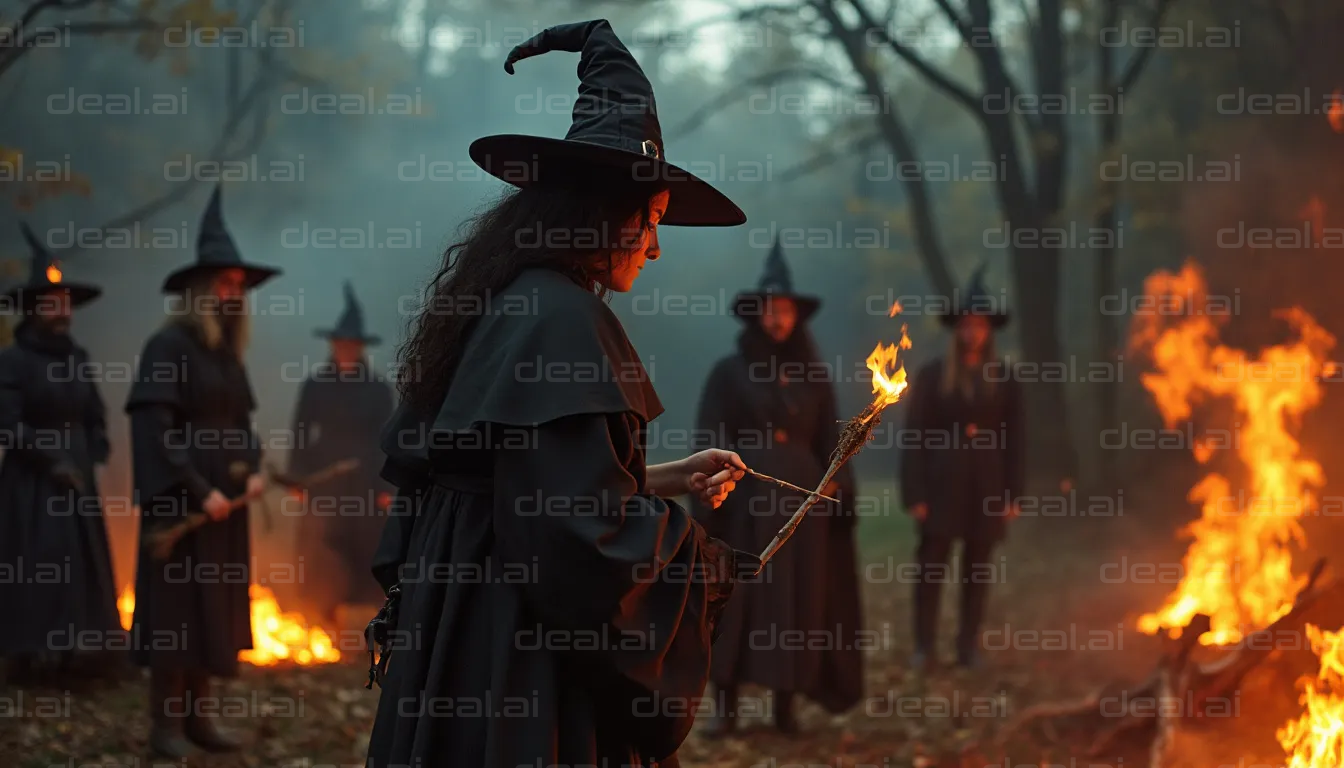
left=237, top=584, right=341, bottom=666
left=865, top=306, right=912, bottom=416
left=1132, top=262, right=1335, bottom=645
left=1277, top=623, right=1344, bottom=768
left=1329, top=89, right=1344, bottom=134
left=117, top=584, right=135, bottom=631
left=46, top=263, right=61, bottom=283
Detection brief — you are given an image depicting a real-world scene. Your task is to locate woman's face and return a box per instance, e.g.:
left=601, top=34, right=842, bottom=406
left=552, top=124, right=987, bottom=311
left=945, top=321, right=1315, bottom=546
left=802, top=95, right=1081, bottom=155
left=598, top=189, right=669, bottom=293
left=760, top=296, right=798, bottom=343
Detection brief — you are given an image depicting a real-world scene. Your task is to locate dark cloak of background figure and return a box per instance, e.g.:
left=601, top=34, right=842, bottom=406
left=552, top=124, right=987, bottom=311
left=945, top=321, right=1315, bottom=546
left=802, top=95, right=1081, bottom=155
left=288, top=281, right=394, bottom=624
left=693, top=240, right=863, bottom=735
left=900, top=264, right=1024, bottom=670
left=124, top=185, right=276, bottom=758
left=364, top=20, right=760, bottom=768
left=0, top=224, right=118, bottom=684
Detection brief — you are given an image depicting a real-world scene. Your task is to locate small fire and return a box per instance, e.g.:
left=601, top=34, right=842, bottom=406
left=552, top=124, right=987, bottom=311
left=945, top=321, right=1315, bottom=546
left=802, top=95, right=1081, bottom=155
left=115, top=583, right=340, bottom=665
left=117, top=584, right=135, bottom=631
left=237, top=584, right=341, bottom=666
left=865, top=306, right=912, bottom=413
left=46, top=263, right=61, bottom=283
left=1133, top=262, right=1335, bottom=645
left=1329, top=89, right=1344, bottom=134
left=1277, top=624, right=1344, bottom=768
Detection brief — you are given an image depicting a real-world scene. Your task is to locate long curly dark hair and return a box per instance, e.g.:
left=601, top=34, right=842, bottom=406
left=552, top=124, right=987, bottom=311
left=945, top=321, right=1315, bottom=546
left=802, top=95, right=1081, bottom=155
left=398, top=177, right=665, bottom=414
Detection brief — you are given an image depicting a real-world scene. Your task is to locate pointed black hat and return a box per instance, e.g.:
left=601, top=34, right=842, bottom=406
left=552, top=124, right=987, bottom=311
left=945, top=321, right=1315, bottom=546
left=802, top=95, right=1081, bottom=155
left=161, top=184, right=281, bottom=293
left=316, top=281, right=381, bottom=345
left=4, top=223, right=101, bottom=310
left=940, top=262, right=1010, bottom=328
left=732, top=238, right=820, bottom=322
left=469, top=19, right=745, bottom=227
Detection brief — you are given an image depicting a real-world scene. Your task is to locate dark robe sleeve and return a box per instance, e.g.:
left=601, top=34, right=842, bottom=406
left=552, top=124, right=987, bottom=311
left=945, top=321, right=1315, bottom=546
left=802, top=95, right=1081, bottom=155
left=492, top=411, right=742, bottom=760
left=371, top=402, right=432, bottom=594
left=82, top=353, right=110, bottom=466
left=689, top=358, right=738, bottom=534
left=372, top=381, right=397, bottom=494
left=288, top=378, right=319, bottom=477
left=125, top=331, right=213, bottom=504
left=0, top=349, right=70, bottom=468
left=1004, top=369, right=1026, bottom=505
left=899, top=361, right=937, bottom=510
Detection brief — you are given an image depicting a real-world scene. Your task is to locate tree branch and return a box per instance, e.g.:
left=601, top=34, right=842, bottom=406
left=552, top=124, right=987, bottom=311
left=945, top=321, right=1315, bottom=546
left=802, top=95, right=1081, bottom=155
left=777, top=131, right=884, bottom=182
left=1114, top=0, right=1174, bottom=93
left=667, top=66, right=855, bottom=140
left=843, top=0, right=982, bottom=115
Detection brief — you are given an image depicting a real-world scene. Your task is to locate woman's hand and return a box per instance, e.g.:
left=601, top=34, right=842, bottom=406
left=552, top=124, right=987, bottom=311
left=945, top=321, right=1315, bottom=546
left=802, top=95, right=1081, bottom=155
left=646, top=448, right=747, bottom=508
left=246, top=473, right=266, bottom=500
left=203, top=489, right=233, bottom=522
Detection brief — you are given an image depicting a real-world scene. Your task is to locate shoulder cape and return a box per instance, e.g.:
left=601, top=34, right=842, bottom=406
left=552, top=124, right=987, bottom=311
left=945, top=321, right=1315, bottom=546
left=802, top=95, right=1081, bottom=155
left=431, top=268, right=662, bottom=434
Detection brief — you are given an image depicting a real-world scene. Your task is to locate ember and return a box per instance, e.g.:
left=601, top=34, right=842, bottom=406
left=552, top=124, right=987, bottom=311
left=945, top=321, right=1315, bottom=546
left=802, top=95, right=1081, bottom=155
left=1132, top=262, right=1336, bottom=645
left=1278, top=623, right=1344, bottom=768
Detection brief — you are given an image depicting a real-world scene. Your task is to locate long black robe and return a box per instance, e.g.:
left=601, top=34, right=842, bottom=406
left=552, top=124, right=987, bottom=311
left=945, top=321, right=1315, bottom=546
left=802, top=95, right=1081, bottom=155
left=0, top=321, right=118, bottom=655
left=365, top=267, right=748, bottom=768
left=692, top=326, right=863, bottom=713
left=898, top=357, right=1025, bottom=543
left=125, top=321, right=261, bottom=676
left=289, top=362, right=394, bottom=610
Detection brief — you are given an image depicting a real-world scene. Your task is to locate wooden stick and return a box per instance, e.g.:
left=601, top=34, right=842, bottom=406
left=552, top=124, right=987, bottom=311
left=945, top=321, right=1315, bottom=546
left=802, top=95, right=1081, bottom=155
left=143, top=493, right=252, bottom=561
left=742, top=467, right=840, bottom=503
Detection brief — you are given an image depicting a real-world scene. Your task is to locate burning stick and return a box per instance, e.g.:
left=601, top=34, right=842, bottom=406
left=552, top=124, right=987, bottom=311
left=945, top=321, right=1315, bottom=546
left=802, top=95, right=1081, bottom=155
left=755, top=322, right=912, bottom=573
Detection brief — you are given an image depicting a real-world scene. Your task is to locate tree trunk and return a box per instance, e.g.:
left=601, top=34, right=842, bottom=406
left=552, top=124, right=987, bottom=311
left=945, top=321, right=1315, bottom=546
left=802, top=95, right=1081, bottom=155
left=1093, top=0, right=1122, bottom=491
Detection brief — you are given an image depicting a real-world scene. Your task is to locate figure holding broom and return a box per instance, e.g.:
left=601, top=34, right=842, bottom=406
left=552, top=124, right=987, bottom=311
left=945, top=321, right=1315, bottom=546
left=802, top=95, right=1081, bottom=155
left=900, top=264, right=1024, bottom=671
left=693, top=238, right=863, bottom=736
left=125, top=185, right=276, bottom=758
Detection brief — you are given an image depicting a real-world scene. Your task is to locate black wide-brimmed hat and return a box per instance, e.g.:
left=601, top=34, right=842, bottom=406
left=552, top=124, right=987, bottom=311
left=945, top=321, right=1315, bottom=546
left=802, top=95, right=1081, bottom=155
left=162, top=184, right=281, bottom=294
left=316, top=280, right=381, bottom=345
left=939, top=262, right=1010, bottom=329
left=469, top=19, right=746, bottom=227
left=5, top=223, right=102, bottom=310
left=732, top=237, right=820, bottom=322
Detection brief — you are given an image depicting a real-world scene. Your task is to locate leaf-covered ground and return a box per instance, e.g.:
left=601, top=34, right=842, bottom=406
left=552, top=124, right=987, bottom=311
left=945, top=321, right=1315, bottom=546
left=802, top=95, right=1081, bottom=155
left=0, top=482, right=1305, bottom=767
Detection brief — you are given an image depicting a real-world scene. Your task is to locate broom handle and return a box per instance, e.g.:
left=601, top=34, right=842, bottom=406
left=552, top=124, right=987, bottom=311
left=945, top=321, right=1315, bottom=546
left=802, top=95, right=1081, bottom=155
left=146, top=493, right=251, bottom=560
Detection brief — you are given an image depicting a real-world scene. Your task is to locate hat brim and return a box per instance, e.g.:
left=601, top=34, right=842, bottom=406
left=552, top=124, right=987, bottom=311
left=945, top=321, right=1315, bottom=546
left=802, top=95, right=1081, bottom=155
left=940, top=311, right=1010, bottom=329
left=315, top=329, right=382, bottom=346
left=5, top=284, right=102, bottom=310
left=162, top=263, right=280, bottom=294
left=470, top=135, right=746, bottom=227
left=732, top=292, right=820, bottom=322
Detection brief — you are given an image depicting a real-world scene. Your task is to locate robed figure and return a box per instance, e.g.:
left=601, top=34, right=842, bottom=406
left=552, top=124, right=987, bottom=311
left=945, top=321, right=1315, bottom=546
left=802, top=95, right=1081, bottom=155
left=364, top=20, right=759, bottom=768
left=899, top=264, right=1024, bottom=669
left=125, top=185, right=276, bottom=758
left=0, top=224, right=118, bottom=683
left=288, top=281, right=395, bottom=622
left=693, top=240, right=863, bottom=735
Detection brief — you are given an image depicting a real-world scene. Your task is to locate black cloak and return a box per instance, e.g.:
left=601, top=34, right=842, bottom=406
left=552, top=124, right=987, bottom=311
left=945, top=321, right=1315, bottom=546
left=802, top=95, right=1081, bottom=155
left=365, top=267, right=750, bottom=768
left=288, top=361, right=395, bottom=610
left=899, top=357, right=1025, bottom=542
left=124, top=321, right=261, bottom=676
left=692, top=324, right=864, bottom=713
left=0, top=321, right=118, bottom=655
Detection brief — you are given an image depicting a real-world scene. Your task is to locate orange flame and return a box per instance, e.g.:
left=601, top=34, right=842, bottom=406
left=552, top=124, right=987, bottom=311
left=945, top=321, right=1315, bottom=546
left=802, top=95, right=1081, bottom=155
left=1132, top=262, right=1335, bottom=645
left=237, top=584, right=341, bottom=666
left=1278, top=624, right=1344, bottom=767
left=865, top=308, right=912, bottom=412
left=115, top=583, right=339, bottom=665
left=46, top=264, right=61, bottom=283
left=1330, top=90, right=1344, bottom=134
left=117, top=585, right=135, bottom=631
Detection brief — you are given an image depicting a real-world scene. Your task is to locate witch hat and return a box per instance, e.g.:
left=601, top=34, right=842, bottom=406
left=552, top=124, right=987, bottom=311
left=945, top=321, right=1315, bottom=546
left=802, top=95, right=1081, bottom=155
left=315, top=281, right=381, bottom=346
left=939, top=262, right=1010, bottom=328
left=732, top=237, right=820, bottom=321
left=469, top=19, right=745, bottom=227
left=4, top=223, right=102, bottom=310
left=161, top=184, right=281, bottom=293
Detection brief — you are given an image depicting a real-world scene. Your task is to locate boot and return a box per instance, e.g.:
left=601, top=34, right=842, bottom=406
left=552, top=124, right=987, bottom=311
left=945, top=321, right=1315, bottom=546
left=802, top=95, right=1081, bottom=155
left=701, top=683, right=738, bottom=739
left=148, top=667, right=197, bottom=759
left=184, top=670, right=243, bottom=752
left=773, top=690, right=798, bottom=735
